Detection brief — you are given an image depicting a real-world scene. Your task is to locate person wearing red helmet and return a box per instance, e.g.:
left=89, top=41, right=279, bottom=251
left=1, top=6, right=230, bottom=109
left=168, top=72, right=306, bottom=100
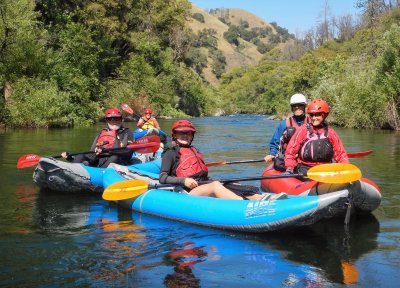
left=61, top=108, right=134, bottom=167
left=159, top=120, right=267, bottom=200
left=283, top=99, right=349, bottom=176
left=137, top=108, right=160, bottom=130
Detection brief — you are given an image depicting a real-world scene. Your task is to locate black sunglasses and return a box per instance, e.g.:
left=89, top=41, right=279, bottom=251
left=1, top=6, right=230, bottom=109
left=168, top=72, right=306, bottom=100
left=291, top=104, right=305, bottom=108
left=309, top=113, right=323, bottom=117
left=106, top=117, right=122, bottom=121
left=175, top=131, right=193, bottom=135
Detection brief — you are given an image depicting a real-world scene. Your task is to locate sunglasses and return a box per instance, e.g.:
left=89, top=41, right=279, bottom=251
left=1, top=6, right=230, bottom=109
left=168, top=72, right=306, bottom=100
left=291, top=104, right=305, bottom=108
left=106, top=117, right=122, bottom=121
left=309, top=113, right=323, bottom=117
left=175, top=131, right=193, bottom=135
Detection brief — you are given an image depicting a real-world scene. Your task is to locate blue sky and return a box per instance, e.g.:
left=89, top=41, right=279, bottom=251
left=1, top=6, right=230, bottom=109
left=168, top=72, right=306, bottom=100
left=190, top=0, right=361, bottom=34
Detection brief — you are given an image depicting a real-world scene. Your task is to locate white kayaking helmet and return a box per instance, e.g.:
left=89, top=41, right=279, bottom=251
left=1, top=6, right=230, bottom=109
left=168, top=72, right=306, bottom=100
left=290, top=93, right=307, bottom=106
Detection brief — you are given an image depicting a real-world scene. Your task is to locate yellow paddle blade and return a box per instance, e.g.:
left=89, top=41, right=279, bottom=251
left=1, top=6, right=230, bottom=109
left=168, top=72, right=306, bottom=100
left=102, top=179, right=149, bottom=201
left=307, top=163, right=362, bottom=184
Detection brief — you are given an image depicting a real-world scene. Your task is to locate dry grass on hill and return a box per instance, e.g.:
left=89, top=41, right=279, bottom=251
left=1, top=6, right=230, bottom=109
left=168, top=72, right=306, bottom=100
left=188, top=5, right=264, bottom=81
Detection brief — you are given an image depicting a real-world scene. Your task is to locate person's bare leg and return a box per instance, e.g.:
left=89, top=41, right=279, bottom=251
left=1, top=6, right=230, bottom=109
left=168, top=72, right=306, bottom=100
left=189, top=181, right=242, bottom=199
left=190, top=181, right=265, bottom=200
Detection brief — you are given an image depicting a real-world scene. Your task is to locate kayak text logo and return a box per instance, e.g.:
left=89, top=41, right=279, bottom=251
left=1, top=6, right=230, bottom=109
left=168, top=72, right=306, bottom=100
left=245, top=201, right=276, bottom=218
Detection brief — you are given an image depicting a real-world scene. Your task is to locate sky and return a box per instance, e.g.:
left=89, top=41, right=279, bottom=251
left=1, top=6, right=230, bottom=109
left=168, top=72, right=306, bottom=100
left=190, top=0, right=361, bottom=35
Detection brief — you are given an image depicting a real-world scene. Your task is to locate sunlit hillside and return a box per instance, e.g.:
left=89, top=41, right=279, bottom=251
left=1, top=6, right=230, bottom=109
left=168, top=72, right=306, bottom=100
left=187, top=4, right=292, bottom=84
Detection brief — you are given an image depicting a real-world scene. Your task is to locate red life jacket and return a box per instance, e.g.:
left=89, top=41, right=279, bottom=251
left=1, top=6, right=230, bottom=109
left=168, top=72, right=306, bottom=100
left=176, top=146, right=208, bottom=178
left=299, top=124, right=334, bottom=163
left=279, top=116, right=310, bottom=153
left=96, top=129, right=117, bottom=148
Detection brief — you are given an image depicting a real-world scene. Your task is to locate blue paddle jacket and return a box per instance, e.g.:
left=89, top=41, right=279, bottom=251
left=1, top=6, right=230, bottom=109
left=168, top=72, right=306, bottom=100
left=267, top=116, right=308, bottom=157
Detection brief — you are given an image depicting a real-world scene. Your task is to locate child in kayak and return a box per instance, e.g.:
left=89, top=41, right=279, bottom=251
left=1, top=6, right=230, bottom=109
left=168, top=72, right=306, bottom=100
left=159, top=120, right=268, bottom=200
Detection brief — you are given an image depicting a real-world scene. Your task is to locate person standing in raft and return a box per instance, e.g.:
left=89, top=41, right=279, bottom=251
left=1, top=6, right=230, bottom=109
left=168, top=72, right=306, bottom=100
left=61, top=108, right=134, bottom=167
left=283, top=99, right=349, bottom=176
left=264, top=93, right=310, bottom=171
left=137, top=108, right=161, bottom=131
left=159, top=120, right=267, bottom=200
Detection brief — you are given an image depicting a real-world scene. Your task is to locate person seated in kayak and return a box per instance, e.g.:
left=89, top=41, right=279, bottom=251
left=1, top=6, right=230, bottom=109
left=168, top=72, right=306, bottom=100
left=61, top=108, right=134, bottom=167
left=137, top=108, right=160, bottom=131
left=264, top=93, right=310, bottom=171
left=159, top=120, right=267, bottom=200
left=283, top=99, right=349, bottom=176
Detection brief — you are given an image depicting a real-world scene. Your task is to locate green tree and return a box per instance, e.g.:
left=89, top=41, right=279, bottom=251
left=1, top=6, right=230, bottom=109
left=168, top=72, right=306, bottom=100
left=0, top=0, right=49, bottom=124
left=7, top=77, right=88, bottom=127
left=184, top=47, right=207, bottom=74
left=192, top=12, right=204, bottom=23
left=48, top=21, right=104, bottom=117
left=375, top=23, right=400, bottom=129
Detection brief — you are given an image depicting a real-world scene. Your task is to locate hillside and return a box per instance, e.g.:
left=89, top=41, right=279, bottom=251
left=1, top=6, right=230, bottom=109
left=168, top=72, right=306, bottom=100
left=209, top=7, right=277, bottom=44
left=187, top=4, right=292, bottom=84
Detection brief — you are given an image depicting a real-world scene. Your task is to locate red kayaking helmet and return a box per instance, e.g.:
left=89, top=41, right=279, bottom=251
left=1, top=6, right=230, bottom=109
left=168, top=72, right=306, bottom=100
left=144, top=108, right=153, bottom=115
left=105, top=108, right=122, bottom=118
left=171, top=120, right=196, bottom=133
left=307, top=99, right=329, bottom=115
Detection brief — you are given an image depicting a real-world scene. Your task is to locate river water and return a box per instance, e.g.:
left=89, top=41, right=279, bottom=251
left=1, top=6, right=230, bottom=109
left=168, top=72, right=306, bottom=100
left=0, top=115, right=399, bottom=287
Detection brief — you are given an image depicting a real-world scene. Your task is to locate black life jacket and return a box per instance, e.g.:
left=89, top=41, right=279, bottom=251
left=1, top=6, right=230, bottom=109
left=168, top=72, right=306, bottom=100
left=299, top=124, right=334, bottom=163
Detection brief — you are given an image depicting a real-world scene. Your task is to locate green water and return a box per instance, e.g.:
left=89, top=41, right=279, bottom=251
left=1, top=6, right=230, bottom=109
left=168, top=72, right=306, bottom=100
left=0, top=115, right=399, bottom=287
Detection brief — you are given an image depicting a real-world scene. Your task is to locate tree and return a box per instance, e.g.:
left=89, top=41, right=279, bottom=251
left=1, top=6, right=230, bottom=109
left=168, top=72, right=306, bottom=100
left=336, top=14, right=357, bottom=41
left=0, top=0, right=49, bottom=124
left=356, top=0, right=388, bottom=28
left=192, top=12, right=204, bottom=23
left=223, top=29, right=239, bottom=46
left=316, top=0, right=334, bottom=45
left=375, top=23, right=400, bottom=129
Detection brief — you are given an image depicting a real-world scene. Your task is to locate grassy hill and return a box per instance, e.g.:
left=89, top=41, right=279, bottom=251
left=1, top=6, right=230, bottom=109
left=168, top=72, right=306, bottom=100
left=186, top=4, right=292, bottom=84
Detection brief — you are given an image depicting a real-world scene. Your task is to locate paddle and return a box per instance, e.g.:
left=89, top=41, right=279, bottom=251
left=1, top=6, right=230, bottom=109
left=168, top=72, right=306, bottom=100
left=121, top=103, right=143, bottom=121
left=347, top=150, right=374, bottom=158
left=102, top=163, right=362, bottom=201
left=206, top=159, right=265, bottom=167
left=16, top=136, right=160, bottom=169
left=206, top=150, right=374, bottom=167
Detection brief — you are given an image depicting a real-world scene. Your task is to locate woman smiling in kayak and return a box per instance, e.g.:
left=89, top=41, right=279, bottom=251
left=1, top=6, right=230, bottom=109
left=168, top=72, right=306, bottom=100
left=283, top=99, right=349, bottom=176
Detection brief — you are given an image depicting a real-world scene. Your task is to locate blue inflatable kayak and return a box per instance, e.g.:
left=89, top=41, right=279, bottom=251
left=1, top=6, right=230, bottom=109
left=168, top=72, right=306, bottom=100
left=101, top=169, right=350, bottom=233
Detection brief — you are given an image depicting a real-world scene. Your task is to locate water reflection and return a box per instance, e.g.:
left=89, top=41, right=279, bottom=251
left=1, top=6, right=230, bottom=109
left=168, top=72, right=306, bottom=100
left=163, top=242, right=206, bottom=288
left=127, top=213, right=378, bottom=286
left=249, top=214, right=380, bottom=285
left=31, top=192, right=149, bottom=286
left=33, top=190, right=99, bottom=234
left=28, top=186, right=381, bottom=287
left=13, top=184, right=38, bottom=234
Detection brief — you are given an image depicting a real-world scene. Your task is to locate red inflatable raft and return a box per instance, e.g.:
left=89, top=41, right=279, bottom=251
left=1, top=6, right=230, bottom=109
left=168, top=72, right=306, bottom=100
left=260, top=164, right=382, bottom=213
